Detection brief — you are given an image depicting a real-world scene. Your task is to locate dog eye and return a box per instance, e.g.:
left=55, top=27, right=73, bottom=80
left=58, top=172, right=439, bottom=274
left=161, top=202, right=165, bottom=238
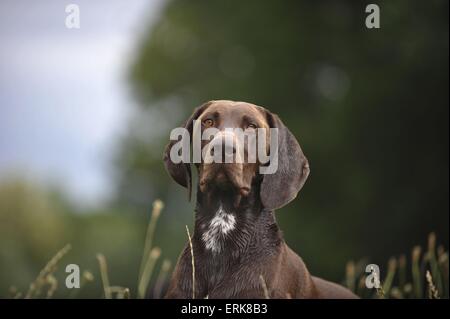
left=246, top=123, right=257, bottom=130
left=203, top=119, right=214, bottom=127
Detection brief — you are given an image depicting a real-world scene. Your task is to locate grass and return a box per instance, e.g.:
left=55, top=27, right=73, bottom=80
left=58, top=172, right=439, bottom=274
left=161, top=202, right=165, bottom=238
left=96, top=253, right=112, bottom=299
left=8, top=200, right=449, bottom=299
left=259, top=275, right=270, bottom=299
left=185, top=225, right=196, bottom=299
left=137, top=199, right=164, bottom=298
left=345, top=232, right=449, bottom=299
left=152, top=259, right=172, bottom=298
left=24, top=244, right=72, bottom=299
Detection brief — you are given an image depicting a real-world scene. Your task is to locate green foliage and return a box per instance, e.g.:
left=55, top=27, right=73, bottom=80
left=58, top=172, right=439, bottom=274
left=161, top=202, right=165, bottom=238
left=2, top=190, right=447, bottom=299
left=0, top=178, right=150, bottom=298
left=345, top=233, right=449, bottom=299
left=119, top=0, right=449, bottom=281
left=0, top=0, right=448, bottom=299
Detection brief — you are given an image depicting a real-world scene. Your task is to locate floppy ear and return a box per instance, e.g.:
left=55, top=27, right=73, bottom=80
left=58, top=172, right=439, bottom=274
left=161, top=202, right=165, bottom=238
left=260, top=111, right=310, bottom=210
left=163, top=101, right=212, bottom=200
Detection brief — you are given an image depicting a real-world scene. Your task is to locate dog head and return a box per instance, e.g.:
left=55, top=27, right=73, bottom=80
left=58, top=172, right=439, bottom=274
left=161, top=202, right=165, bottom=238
left=163, top=100, right=310, bottom=210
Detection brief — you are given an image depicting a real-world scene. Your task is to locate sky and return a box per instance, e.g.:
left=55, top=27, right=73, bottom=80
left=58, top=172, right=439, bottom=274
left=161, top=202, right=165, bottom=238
left=0, top=0, right=164, bottom=206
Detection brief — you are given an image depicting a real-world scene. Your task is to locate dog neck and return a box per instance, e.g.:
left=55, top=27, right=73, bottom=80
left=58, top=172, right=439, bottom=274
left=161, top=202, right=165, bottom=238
left=193, top=181, right=282, bottom=258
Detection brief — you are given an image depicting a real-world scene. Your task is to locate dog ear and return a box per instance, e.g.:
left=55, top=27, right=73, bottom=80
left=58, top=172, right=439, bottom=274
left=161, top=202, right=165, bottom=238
left=163, top=101, right=212, bottom=201
left=260, top=111, right=310, bottom=210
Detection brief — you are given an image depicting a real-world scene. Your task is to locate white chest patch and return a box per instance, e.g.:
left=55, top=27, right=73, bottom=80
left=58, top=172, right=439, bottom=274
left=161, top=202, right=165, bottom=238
left=201, top=204, right=236, bottom=253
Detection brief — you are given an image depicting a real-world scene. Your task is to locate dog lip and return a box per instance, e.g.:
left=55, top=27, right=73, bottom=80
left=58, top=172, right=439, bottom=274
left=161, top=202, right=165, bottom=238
left=239, top=187, right=250, bottom=196
left=200, top=170, right=247, bottom=193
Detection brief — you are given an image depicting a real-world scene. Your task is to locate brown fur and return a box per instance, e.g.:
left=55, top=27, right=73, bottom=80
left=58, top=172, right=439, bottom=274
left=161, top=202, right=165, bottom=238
left=163, top=100, right=358, bottom=299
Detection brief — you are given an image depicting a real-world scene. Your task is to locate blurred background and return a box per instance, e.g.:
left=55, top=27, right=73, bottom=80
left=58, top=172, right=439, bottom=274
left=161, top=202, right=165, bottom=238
left=0, top=0, right=448, bottom=298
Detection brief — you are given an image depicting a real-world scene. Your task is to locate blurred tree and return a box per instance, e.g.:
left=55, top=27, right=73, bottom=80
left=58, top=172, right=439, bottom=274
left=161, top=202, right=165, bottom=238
left=0, top=178, right=147, bottom=298
left=116, top=0, right=449, bottom=280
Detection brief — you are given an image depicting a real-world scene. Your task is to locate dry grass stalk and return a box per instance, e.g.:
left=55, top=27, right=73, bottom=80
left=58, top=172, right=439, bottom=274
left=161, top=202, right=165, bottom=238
left=372, top=267, right=385, bottom=298
left=96, top=253, right=112, bottom=299
left=437, top=246, right=448, bottom=297
left=107, top=286, right=131, bottom=299
left=137, top=200, right=164, bottom=291
left=25, top=244, right=71, bottom=299
left=123, top=288, right=131, bottom=299
left=45, top=275, right=58, bottom=299
left=153, top=259, right=172, bottom=299
left=382, top=257, right=397, bottom=297
left=427, top=232, right=443, bottom=296
left=186, top=225, right=196, bottom=299
left=426, top=270, right=439, bottom=299
left=259, top=275, right=270, bottom=299
left=138, top=247, right=161, bottom=299
left=398, top=254, right=407, bottom=290
left=412, top=245, right=422, bottom=298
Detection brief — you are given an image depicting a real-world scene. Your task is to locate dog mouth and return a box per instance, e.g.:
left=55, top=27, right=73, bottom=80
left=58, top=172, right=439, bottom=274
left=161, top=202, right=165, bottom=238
left=199, top=164, right=250, bottom=197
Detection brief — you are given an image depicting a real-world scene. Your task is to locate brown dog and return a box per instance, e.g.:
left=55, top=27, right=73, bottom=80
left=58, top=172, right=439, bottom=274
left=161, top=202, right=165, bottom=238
left=163, top=100, right=357, bottom=299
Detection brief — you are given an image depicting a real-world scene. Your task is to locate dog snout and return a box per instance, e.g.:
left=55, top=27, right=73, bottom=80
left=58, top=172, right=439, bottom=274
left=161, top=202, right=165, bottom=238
left=206, top=131, right=241, bottom=163
left=210, top=136, right=235, bottom=154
